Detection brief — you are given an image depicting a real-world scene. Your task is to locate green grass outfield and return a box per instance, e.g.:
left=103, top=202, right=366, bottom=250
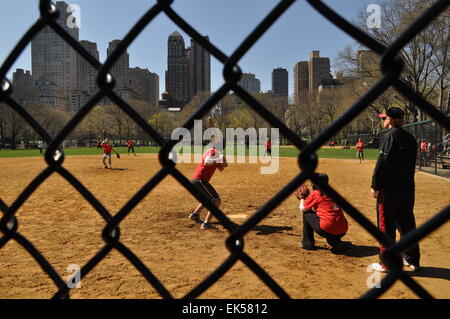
left=0, top=145, right=380, bottom=160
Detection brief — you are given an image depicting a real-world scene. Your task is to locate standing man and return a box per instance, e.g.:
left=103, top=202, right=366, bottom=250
left=188, top=136, right=227, bottom=230
left=370, top=107, right=420, bottom=272
left=101, top=138, right=120, bottom=169
left=37, top=140, right=43, bottom=155
left=419, top=140, right=428, bottom=166
left=264, top=137, right=272, bottom=158
left=127, top=138, right=136, bottom=156
left=356, top=138, right=365, bottom=163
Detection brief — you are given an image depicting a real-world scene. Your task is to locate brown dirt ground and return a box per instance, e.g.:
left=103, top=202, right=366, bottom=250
left=0, top=154, right=449, bottom=299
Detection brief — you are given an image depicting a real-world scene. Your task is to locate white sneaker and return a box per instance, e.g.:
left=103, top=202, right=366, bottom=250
left=403, top=259, right=420, bottom=271
left=371, top=262, right=388, bottom=273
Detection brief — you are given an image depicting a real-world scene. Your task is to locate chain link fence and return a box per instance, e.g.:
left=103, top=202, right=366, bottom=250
left=402, top=119, right=450, bottom=178
left=0, top=0, right=449, bottom=299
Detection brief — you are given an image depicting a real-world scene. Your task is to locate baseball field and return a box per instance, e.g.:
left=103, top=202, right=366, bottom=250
left=0, top=150, right=449, bottom=299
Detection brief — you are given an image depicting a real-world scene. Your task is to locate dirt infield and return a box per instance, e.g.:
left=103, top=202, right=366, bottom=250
left=0, top=154, right=449, bottom=299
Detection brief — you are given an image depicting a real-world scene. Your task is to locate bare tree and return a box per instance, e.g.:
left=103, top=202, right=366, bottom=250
left=358, top=0, right=450, bottom=122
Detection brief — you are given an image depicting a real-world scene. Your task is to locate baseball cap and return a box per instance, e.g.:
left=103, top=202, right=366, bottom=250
left=379, top=107, right=405, bottom=120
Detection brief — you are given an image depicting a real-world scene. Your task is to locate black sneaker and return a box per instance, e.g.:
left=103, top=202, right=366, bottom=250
left=201, top=222, right=218, bottom=230
left=300, top=242, right=318, bottom=251
left=188, top=212, right=203, bottom=224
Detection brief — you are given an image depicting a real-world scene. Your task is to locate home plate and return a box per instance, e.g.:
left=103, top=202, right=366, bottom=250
left=227, top=214, right=248, bottom=219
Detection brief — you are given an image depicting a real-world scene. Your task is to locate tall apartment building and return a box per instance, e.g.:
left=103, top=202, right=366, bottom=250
left=31, top=1, right=79, bottom=110
left=293, top=51, right=331, bottom=105
left=239, top=73, right=261, bottom=94
left=272, top=67, right=288, bottom=100
left=12, top=69, right=37, bottom=104
left=293, top=61, right=309, bottom=105
left=308, top=51, right=332, bottom=93
left=166, top=31, right=190, bottom=108
left=69, top=40, right=101, bottom=109
left=107, top=40, right=129, bottom=90
left=189, top=36, right=211, bottom=99
left=12, top=69, right=68, bottom=110
left=128, top=67, right=160, bottom=106
left=78, top=40, right=99, bottom=95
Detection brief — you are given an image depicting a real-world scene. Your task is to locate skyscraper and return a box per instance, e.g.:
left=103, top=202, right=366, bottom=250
left=107, top=40, right=129, bottom=89
left=293, top=51, right=331, bottom=105
left=78, top=41, right=99, bottom=95
left=272, top=67, right=288, bottom=100
left=166, top=31, right=189, bottom=108
left=239, top=73, right=261, bottom=94
left=128, top=67, right=160, bottom=106
left=293, top=61, right=309, bottom=105
left=31, top=1, right=79, bottom=110
left=189, top=36, right=211, bottom=100
left=308, top=51, right=331, bottom=93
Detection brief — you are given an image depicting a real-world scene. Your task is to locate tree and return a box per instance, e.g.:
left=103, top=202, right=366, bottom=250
left=0, top=104, right=25, bottom=149
left=148, top=112, right=176, bottom=139
left=357, top=0, right=450, bottom=122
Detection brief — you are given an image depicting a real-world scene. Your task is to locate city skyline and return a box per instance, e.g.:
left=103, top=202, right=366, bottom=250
left=0, top=0, right=379, bottom=100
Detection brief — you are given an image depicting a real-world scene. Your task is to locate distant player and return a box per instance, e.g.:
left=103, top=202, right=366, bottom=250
left=329, top=140, right=336, bottom=148
left=264, top=138, right=272, bottom=158
left=188, top=136, right=227, bottom=230
left=356, top=138, right=365, bottom=163
left=101, top=139, right=119, bottom=169
left=127, top=138, right=136, bottom=156
left=38, top=140, right=43, bottom=155
left=419, top=140, right=428, bottom=166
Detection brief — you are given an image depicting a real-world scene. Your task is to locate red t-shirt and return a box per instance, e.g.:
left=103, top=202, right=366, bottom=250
left=356, top=142, right=364, bottom=151
left=193, top=148, right=218, bottom=182
left=420, top=142, right=427, bottom=152
left=127, top=140, right=135, bottom=147
left=303, top=190, right=348, bottom=235
left=265, top=140, right=271, bottom=150
left=101, top=143, right=112, bottom=154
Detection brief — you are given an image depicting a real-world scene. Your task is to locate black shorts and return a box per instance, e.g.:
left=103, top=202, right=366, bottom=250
left=191, top=179, right=220, bottom=201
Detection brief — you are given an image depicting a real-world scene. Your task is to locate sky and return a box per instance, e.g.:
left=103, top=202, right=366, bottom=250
left=0, top=0, right=378, bottom=98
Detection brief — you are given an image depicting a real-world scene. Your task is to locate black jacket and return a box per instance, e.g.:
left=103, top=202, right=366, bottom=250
left=371, top=127, right=417, bottom=191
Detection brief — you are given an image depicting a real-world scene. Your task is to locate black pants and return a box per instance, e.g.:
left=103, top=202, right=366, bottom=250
left=128, top=146, right=135, bottom=154
left=377, top=188, right=420, bottom=266
left=302, top=211, right=345, bottom=248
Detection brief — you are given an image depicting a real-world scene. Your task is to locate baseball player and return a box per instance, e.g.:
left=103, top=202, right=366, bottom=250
left=264, top=138, right=272, bottom=158
left=371, top=107, right=420, bottom=272
left=356, top=138, right=365, bottom=163
left=127, top=138, right=136, bottom=156
left=101, top=139, right=120, bottom=169
left=38, top=140, right=43, bottom=155
left=297, top=173, right=349, bottom=252
left=188, top=136, right=227, bottom=230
